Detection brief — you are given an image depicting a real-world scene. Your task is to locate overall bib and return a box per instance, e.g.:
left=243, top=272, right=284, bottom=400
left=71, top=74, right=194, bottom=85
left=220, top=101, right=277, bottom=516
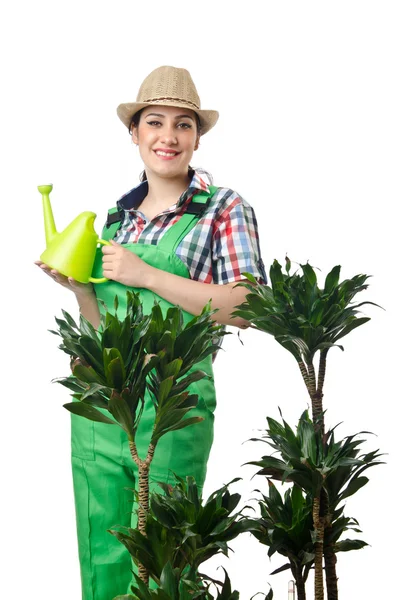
left=71, top=187, right=217, bottom=600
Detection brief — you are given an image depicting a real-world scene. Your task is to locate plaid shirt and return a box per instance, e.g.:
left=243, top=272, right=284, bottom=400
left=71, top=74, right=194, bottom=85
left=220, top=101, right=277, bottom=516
left=114, top=169, right=267, bottom=286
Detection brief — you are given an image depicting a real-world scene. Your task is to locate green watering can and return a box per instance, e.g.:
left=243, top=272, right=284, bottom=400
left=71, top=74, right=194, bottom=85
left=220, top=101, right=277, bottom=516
left=38, top=184, right=110, bottom=284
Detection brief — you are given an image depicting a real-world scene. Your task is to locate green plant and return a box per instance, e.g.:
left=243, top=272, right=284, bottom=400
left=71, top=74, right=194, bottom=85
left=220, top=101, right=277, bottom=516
left=247, top=410, right=383, bottom=599
left=233, top=260, right=378, bottom=432
left=113, top=564, right=241, bottom=600
left=252, top=482, right=314, bottom=600
left=52, top=292, right=224, bottom=583
left=114, top=565, right=275, bottom=600
left=233, top=259, right=381, bottom=600
left=111, top=475, right=261, bottom=585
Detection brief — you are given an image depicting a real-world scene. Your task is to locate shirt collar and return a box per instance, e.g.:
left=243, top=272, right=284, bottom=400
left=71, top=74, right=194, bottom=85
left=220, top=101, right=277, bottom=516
left=117, top=168, right=211, bottom=212
left=177, top=169, right=211, bottom=208
left=117, top=180, right=148, bottom=211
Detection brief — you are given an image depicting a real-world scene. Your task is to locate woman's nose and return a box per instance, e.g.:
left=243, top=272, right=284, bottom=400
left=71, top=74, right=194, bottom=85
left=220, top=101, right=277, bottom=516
left=160, top=126, right=177, bottom=145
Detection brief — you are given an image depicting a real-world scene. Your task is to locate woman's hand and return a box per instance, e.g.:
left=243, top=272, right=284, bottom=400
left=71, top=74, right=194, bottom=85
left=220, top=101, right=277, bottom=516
left=34, top=261, right=95, bottom=298
left=35, top=261, right=101, bottom=328
left=101, top=241, right=154, bottom=287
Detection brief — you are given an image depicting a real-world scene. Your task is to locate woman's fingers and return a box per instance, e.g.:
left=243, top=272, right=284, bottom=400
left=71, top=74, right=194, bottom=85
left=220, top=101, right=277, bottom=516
left=36, top=262, right=72, bottom=286
left=36, top=262, right=55, bottom=277
left=35, top=261, right=94, bottom=295
left=102, top=245, right=117, bottom=255
left=50, top=269, right=65, bottom=281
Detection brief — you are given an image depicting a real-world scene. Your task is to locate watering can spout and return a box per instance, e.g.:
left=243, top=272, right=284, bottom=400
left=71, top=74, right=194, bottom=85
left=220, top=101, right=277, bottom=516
left=38, top=184, right=57, bottom=245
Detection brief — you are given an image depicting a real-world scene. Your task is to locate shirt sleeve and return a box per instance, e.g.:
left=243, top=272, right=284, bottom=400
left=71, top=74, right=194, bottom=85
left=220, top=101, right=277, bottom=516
left=211, top=191, right=268, bottom=285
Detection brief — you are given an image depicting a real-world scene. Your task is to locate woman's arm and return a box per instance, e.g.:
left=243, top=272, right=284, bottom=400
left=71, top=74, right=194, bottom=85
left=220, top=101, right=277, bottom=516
left=35, top=262, right=101, bottom=329
left=101, top=243, right=249, bottom=328
left=74, top=290, right=101, bottom=329
left=147, top=268, right=249, bottom=328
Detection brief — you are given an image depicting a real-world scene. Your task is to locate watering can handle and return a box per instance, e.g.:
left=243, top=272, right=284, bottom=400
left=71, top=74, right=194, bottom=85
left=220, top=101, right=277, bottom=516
left=88, top=239, right=112, bottom=283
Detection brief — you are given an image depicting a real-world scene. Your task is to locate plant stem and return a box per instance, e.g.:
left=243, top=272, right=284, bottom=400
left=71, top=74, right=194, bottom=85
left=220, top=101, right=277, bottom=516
left=307, top=363, right=317, bottom=397
left=324, top=535, right=338, bottom=600
left=299, top=358, right=328, bottom=600
left=129, top=440, right=156, bottom=585
left=296, top=575, right=306, bottom=600
left=137, top=462, right=150, bottom=584
left=137, top=461, right=150, bottom=534
left=306, top=363, right=324, bottom=436
left=317, top=348, right=339, bottom=598
left=303, top=563, right=311, bottom=583
left=320, top=479, right=338, bottom=600
left=317, top=349, right=328, bottom=396
left=312, top=495, right=324, bottom=600
left=290, top=563, right=306, bottom=600
left=298, top=361, right=311, bottom=396
left=129, top=439, right=141, bottom=465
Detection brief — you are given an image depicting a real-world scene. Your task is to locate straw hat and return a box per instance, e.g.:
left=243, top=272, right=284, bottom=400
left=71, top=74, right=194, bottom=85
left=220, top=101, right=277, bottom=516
left=117, top=66, right=219, bottom=135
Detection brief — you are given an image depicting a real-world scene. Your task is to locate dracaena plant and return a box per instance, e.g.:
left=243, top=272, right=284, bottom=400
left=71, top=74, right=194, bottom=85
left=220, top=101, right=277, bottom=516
left=233, top=258, right=379, bottom=436
left=252, top=482, right=370, bottom=600
left=233, top=259, right=381, bottom=600
left=251, top=482, right=314, bottom=600
left=110, top=475, right=261, bottom=587
left=114, top=564, right=242, bottom=600
left=52, top=291, right=224, bottom=584
left=247, top=410, right=383, bottom=600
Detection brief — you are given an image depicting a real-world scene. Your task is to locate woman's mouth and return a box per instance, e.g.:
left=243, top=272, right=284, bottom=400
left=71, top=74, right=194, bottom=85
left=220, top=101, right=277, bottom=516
left=153, top=149, right=180, bottom=160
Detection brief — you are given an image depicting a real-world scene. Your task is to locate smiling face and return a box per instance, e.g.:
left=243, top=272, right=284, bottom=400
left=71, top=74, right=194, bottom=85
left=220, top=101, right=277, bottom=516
left=131, top=105, right=200, bottom=180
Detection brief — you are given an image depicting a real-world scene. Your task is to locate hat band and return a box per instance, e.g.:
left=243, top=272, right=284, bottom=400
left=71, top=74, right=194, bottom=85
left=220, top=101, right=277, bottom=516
left=142, top=96, right=200, bottom=110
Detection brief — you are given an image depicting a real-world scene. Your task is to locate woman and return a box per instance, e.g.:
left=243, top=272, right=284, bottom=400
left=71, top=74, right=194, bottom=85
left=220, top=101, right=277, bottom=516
left=36, top=65, right=267, bottom=600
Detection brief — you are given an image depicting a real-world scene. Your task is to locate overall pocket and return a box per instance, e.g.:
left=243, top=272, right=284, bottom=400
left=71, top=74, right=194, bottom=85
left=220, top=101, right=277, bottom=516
left=71, top=412, right=96, bottom=461
left=190, top=376, right=217, bottom=414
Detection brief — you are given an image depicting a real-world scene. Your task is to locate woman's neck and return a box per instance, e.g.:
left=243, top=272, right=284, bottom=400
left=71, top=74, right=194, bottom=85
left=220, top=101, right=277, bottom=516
left=143, top=171, right=191, bottom=211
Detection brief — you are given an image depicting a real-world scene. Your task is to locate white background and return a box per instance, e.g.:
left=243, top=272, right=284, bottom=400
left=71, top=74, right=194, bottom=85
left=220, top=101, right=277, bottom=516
left=1, top=1, right=396, bottom=598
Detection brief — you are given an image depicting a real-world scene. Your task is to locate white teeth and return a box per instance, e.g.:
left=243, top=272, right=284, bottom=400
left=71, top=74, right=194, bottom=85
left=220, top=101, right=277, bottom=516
left=155, top=150, right=177, bottom=156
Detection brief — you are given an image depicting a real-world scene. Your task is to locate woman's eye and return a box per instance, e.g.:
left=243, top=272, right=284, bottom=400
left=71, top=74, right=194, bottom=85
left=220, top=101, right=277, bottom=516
left=146, top=120, right=192, bottom=129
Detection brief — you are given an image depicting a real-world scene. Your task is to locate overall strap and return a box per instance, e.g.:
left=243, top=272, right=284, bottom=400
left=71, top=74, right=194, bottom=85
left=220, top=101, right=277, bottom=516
left=157, top=185, right=217, bottom=254
left=101, top=207, right=123, bottom=241
left=101, top=185, right=217, bottom=249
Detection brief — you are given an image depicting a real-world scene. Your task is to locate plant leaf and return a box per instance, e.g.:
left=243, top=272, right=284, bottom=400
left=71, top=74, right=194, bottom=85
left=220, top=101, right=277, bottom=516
left=63, top=402, right=117, bottom=424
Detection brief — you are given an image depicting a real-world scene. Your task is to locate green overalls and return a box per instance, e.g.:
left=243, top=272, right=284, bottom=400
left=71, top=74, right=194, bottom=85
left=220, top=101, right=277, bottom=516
left=70, top=187, right=217, bottom=600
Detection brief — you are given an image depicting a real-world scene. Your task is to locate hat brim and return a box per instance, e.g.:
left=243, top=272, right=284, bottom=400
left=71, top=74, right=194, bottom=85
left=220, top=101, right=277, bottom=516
left=117, top=101, right=219, bottom=135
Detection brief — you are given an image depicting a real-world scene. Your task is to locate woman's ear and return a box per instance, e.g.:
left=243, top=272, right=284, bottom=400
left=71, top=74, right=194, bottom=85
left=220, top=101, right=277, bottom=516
left=131, top=126, right=139, bottom=145
left=194, top=135, right=200, bottom=151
